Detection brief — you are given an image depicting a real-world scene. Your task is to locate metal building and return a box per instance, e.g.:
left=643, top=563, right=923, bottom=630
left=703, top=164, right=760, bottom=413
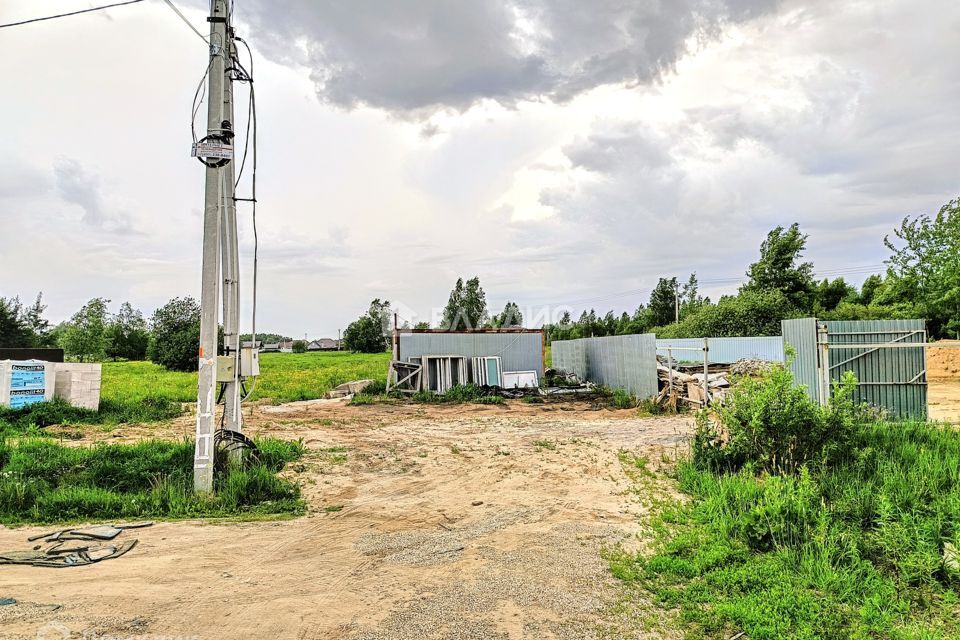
left=397, top=329, right=545, bottom=380
left=782, top=318, right=927, bottom=419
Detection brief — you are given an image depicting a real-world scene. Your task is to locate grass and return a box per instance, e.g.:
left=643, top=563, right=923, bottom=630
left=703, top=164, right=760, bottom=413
left=614, top=422, right=960, bottom=638
left=102, top=351, right=391, bottom=406
left=1, top=352, right=393, bottom=429
left=0, top=436, right=305, bottom=525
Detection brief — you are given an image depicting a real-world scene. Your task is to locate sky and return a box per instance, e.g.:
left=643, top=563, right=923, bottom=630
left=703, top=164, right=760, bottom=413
left=1, top=0, right=958, bottom=338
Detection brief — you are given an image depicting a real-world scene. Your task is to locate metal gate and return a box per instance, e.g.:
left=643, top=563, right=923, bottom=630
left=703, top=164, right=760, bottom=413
left=815, top=320, right=927, bottom=420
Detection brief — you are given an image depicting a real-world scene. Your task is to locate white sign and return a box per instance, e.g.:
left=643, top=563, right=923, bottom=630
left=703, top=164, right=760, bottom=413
left=191, top=141, right=234, bottom=160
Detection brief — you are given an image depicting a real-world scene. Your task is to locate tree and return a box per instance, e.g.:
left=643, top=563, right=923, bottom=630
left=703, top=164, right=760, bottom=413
left=24, top=293, right=52, bottom=347
left=0, top=296, right=32, bottom=348
left=742, top=223, right=814, bottom=310
left=106, top=302, right=150, bottom=361
left=648, top=277, right=679, bottom=327
left=151, top=297, right=202, bottom=372
left=812, top=277, right=856, bottom=313
left=441, top=276, right=488, bottom=330
left=368, top=298, right=393, bottom=339
left=884, top=198, right=960, bottom=337
left=680, top=273, right=707, bottom=320
left=490, top=301, right=523, bottom=328
left=343, top=299, right=390, bottom=353
left=292, top=340, right=308, bottom=353
left=60, top=298, right=110, bottom=362
left=413, top=321, right=431, bottom=330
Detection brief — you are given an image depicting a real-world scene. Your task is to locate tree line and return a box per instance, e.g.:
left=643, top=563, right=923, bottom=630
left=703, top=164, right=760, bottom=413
left=545, top=198, right=960, bottom=342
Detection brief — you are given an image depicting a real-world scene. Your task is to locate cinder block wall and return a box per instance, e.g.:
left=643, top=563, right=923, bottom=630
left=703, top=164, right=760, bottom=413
left=54, top=363, right=102, bottom=411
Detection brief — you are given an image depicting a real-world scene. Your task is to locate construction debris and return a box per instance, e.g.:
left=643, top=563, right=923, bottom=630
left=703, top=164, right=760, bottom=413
left=1, top=523, right=150, bottom=568
left=386, top=361, right=422, bottom=394
left=655, top=356, right=779, bottom=409
left=325, top=379, right=376, bottom=399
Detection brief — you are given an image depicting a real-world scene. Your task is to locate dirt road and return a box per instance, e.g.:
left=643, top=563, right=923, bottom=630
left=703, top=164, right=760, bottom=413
left=0, top=402, right=691, bottom=640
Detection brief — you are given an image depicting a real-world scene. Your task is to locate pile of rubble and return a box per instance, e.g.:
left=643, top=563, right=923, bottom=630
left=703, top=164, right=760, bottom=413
left=655, top=357, right=775, bottom=409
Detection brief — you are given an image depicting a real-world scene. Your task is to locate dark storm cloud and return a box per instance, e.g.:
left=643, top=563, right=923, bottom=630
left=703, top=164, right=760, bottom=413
left=235, top=0, right=782, bottom=112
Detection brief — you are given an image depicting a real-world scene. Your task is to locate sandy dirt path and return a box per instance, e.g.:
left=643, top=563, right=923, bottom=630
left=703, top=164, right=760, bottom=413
left=0, top=402, right=691, bottom=640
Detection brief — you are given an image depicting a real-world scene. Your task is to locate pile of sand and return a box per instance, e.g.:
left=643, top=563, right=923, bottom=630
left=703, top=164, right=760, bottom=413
left=928, top=341, right=960, bottom=379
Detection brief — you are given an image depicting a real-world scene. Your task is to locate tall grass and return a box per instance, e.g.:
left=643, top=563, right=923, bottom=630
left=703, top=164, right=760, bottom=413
left=614, top=368, right=960, bottom=639
left=0, top=436, right=305, bottom=524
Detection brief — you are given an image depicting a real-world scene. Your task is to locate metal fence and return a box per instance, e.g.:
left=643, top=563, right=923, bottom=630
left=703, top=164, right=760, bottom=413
left=782, top=318, right=927, bottom=419
left=398, top=331, right=544, bottom=378
left=656, top=336, right=784, bottom=364
left=552, top=334, right=658, bottom=399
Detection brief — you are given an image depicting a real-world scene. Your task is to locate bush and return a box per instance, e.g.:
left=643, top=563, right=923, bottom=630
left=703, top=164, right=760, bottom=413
left=654, top=289, right=795, bottom=339
left=611, top=388, right=637, bottom=409
left=692, top=366, right=860, bottom=474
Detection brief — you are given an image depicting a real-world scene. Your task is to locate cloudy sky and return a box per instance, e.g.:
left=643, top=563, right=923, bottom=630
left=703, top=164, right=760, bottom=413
left=1, top=0, right=957, bottom=337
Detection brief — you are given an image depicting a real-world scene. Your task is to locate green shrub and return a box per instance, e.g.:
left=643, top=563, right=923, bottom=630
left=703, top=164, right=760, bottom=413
left=611, top=388, right=637, bottom=409
left=693, top=367, right=861, bottom=474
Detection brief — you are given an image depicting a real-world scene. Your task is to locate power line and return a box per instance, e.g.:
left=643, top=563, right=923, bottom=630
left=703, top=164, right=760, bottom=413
left=0, top=0, right=145, bottom=29
left=160, top=0, right=208, bottom=44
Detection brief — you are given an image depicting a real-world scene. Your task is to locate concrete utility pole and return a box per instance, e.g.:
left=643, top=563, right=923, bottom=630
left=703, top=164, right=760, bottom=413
left=195, top=0, right=233, bottom=493
left=674, top=280, right=680, bottom=324
left=221, top=35, right=242, bottom=441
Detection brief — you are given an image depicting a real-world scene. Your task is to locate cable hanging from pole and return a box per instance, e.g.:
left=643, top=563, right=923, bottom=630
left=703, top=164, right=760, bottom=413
left=0, top=0, right=145, bottom=29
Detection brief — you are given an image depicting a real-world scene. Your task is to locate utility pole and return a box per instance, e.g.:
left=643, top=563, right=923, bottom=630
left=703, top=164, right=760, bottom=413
left=195, top=0, right=233, bottom=493
left=221, top=34, right=242, bottom=442
left=674, top=280, right=680, bottom=324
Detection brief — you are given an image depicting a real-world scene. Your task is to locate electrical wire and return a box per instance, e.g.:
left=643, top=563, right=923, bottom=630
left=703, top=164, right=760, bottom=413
left=232, top=35, right=259, bottom=403
left=160, top=0, right=209, bottom=44
left=0, top=0, right=145, bottom=28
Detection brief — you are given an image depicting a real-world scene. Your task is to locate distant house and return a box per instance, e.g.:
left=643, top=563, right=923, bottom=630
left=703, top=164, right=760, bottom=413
left=241, top=340, right=262, bottom=349
left=279, top=340, right=295, bottom=353
left=261, top=342, right=281, bottom=352
left=307, top=338, right=340, bottom=351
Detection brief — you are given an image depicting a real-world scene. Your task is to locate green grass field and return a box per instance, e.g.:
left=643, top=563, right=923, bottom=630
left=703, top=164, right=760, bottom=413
left=101, top=351, right=391, bottom=407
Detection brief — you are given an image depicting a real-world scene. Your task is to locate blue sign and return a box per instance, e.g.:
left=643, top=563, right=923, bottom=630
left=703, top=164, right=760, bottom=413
left=9, top=388, right=45, bottom=409
left=11, top=364, right=45, bottom=389
left=7, top=363, right=47, bottom=408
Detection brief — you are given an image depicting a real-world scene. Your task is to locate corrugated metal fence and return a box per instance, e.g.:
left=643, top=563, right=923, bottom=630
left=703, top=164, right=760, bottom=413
left=782, top=318, right=927, bottom=419
left=552, top=334, right=658, bottom=399
left=398, top=331, right=544, bottom=378
left=656, top=336, right=784, bottom=364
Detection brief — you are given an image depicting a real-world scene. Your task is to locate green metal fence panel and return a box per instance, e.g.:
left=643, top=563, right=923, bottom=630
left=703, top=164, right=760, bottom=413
left=782, top=318, right=819, bottom=401
left=782, top=317, right=927, bottom=419
left=824, top=319, right=927, bottom=420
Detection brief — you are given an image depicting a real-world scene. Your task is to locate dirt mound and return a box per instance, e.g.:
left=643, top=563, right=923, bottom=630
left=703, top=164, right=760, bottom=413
left=928, top=341, right=960, bottom=379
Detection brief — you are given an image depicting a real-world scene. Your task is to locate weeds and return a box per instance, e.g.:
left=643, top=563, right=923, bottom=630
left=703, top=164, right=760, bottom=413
left=0, top=397, right=182, bottom=436
left=0, top=437, right=304, bottom=524
left=614, top=366, right=960, bottom=639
